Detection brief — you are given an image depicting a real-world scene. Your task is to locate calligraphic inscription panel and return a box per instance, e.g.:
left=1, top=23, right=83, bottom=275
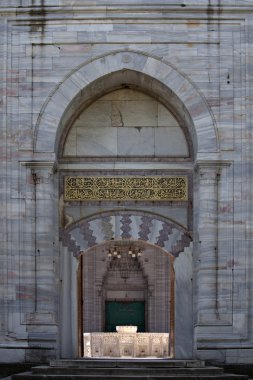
left=64, top=176, right=188, bottom=201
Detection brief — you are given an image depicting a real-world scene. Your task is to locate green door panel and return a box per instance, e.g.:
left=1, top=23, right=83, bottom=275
left=105, top=301, right=145, bottom=332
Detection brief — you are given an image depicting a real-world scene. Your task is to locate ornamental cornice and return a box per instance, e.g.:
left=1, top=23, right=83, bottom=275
left=194, top=160, right=232, bottom=170
left=0, top=4, right=252, bottom=16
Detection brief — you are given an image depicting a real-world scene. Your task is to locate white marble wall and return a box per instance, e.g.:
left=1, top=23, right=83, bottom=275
left=0, top=0, right=252, bottom=364
left=64, top=89, right=188, bottom=157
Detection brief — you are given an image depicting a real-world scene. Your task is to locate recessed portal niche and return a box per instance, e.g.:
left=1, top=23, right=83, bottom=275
left=80, top=241, right=174, bottom=335
left=59, top=77, right=193, bottom=359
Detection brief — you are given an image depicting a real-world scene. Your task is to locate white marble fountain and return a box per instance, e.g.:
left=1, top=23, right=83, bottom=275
left=83, top=326, right=170, bottom=358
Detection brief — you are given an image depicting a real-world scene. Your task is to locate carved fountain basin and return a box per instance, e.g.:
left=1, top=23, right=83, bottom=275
left=116, top=325, right=137, bottom=333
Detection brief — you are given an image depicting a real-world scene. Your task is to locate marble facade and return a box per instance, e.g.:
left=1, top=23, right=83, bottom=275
left=0, top=0, right=253, bottom=366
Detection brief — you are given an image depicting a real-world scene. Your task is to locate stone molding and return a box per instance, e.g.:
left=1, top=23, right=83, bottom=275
left=1, top=3, right=252, bottom=12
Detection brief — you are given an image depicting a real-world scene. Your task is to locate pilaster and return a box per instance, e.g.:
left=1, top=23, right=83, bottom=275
left=19, top=161, right=58, bottom=328
left=196, top=162, right=221, bottom=325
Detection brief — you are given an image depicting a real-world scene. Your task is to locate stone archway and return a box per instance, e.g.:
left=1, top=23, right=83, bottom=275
left=34, top=50, right=219, bottom=156
left=78, top=239, right=176, bottom=358
left=50, top=50, right=219, bottom=361
left=60, top=212, right=193, bottom=359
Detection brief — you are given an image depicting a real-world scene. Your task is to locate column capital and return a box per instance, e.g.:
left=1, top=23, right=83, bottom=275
left=21, top=160, right=56, bottom=172
left=195, top=160, right=231, bottom=180
left=21, top=161, right=57, bottom=184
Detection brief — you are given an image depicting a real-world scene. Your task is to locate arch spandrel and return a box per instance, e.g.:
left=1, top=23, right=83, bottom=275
left=34, top=50, right=219, bottom=157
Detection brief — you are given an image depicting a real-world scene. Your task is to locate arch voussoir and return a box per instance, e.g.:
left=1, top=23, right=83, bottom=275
left=60, top=212, right=192, bottom=258
left=34, top=50, right=219, bottom=155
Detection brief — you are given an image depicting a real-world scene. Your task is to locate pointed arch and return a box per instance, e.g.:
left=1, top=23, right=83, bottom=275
left=34, top=50, right=219, bottom=157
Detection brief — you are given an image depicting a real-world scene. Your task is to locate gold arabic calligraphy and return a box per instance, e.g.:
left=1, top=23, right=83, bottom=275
left=64, top=176, right=188, bottom=201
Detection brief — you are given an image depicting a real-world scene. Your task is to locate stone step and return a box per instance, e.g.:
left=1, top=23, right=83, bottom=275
left=11, top=372, right=249, bottom=380
left=11, top=359, right=249, bottom=380
left=31, top=365, right=224, bottom=376
left=50, top=359, right=206, bottom=368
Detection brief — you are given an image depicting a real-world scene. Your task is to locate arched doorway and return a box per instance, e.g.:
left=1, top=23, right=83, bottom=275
left=77, top=240, right=175, bottom=357
left=29, top=49, right=221, bottom=362
left=60, top=210, right=192, bottom=359
left=56, top=63, right=199, bottom=359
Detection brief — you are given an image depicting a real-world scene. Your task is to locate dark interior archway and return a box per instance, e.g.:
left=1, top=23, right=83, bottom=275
left=77, top=240, right=175, bottom=357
